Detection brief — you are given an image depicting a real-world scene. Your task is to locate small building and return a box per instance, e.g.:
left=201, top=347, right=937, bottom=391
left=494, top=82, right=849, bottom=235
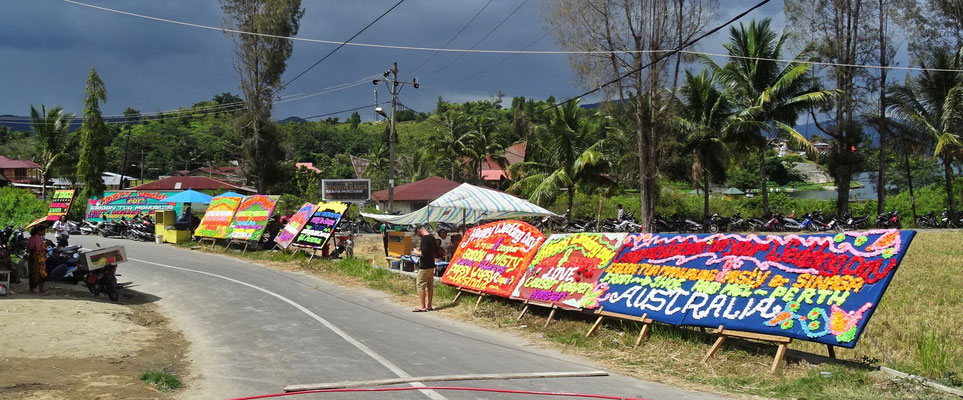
left=812, top=142, right=832, bottom=154
left=479, top=142, right=527, bottom=182
left=129, top=175, right=255, bottom=194
left=0, top=155, right=42, bottom=185
left=371, top=176, right=460, bottom=213
left=172, top=164, right=245, bottom=185
left=294, top=162, right=322, bottom=173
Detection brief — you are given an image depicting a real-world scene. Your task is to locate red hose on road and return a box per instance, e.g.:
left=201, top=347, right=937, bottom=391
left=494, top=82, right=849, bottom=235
left=227, top=385, right=651, bottom=400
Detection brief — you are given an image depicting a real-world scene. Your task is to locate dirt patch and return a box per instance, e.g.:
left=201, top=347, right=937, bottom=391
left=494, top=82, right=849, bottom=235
left=0, top=282, right=189, bottom=399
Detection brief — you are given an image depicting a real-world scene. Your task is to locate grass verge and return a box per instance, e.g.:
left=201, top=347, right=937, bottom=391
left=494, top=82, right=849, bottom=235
left=187, top=231, right=962, bottom=399
left=139, top=369, right=182, bottom=391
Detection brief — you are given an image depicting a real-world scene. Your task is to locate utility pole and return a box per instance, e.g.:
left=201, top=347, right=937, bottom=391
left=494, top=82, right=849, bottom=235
left=373, top=62, right=418, bottom=213
left=120, top=124, right=131, bottom=189
left=373, top=88, right=379, bottom=121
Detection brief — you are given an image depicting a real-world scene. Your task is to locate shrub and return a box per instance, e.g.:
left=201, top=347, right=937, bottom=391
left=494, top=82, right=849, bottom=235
left=0, top=187, right=47, bottom=227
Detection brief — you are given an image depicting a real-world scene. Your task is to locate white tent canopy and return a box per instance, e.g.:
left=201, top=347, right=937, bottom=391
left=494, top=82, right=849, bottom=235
left=362, top=183, right=557, bottom=225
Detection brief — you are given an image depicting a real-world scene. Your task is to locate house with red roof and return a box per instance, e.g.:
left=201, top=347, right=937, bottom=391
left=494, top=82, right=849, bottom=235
left=172, top=164, right=245, bottom=185
left=0, top=155, right=42, bottom=185
left=479, top=142, right=526, bottom=183
left=129, top=175, right=255, bottom=194
left=371, top=176, right=460, bottom=213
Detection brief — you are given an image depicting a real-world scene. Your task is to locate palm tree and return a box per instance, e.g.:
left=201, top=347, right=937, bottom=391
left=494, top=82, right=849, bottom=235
left=407, top=147, right=437, bottom=182
left=705, top=19, right=835, bottom=213
left=888, top=47, right=963, bottom=217
left=674, top=70, right=732, bottom=219
left=508, top=100, right=613, bottom=214
left=30, top=104, right=75, bottom=199
left=434, top=110, right=472, bottom=180
left=465, top=115, right=508, bottom=184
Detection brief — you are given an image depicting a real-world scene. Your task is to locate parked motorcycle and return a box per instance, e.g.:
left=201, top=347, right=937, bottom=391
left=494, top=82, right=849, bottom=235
left=81, top=244, right=126, bottom=302
left=876, top=211, right=901, bottom=229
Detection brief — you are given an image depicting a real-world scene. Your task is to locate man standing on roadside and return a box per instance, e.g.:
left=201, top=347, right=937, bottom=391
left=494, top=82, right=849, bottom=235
left=411, top=224, right=437, bottom=312
left=52, top=215, right=69, bottom=248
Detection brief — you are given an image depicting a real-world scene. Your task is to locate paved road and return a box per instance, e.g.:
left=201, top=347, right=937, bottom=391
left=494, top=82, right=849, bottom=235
left=73, top=236, right=726, bottom=400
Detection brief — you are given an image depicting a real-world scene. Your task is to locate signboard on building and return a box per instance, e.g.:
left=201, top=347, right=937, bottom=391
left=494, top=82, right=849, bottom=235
left=322, top=179, right=370, bottom=203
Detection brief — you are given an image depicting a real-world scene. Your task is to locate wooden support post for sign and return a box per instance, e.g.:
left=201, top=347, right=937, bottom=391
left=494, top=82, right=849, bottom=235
left=452, top=288, right=484, bottom=312
left=634, top=313, right=649, bottom=348
left=585, top=309, right=654, bottom=346
left=517, top=302, right=530, bottom=321
left=225, top=239, right=255, bottom=254
left=473, top=293, right=484, bottom=313
left=544, top=305, right=558, bottom=328
left=826, top=344, right=836, bottom=359
left=702, top=326, right=793, bottom=373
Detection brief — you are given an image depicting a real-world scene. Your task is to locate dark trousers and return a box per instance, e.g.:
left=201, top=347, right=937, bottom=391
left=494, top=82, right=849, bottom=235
left=57, top=237, right=68, bottom=248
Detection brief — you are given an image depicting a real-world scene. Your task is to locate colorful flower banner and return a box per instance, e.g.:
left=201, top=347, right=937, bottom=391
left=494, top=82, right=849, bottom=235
left=194, top=196, right=243, bottom=239
left=227, top=195, right=279, bottom=241
left=46, top=189, right=76, bottom=221
left=275, top=202, right=317, bottom=249
left=85, top=191, right=179, bottom=222
left=511, top=233, right=626, bottom=310
left=589, top=230, right=915, bottom=348
left=292, top=202, right=348, bottom=250
left=442, top=220, right=546, bottom=298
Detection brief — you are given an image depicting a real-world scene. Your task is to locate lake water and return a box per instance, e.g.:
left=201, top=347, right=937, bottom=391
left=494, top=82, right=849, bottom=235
left=785, top=172, right=878, bottom=201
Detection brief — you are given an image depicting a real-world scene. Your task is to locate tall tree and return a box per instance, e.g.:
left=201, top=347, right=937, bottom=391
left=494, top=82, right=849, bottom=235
left=221, top=0, right=304, bottom=193
left=888, top=48, right=963, bottom=217
left=434, top=110, right=472, bottom=180
left=77, top=68, right=109, bottom=199
left=673, top=70, right=731, bottom=219
left=30, top=105, right=75, bottom=199
left=706, top=19, right=834, bottom=213
left=465, top=115, right=508, bottom=184
left=508, top=100, right=613, bottom=214
left=543, top=0, right=716, bottom=231
left=785, top=0, right=879, bottom=215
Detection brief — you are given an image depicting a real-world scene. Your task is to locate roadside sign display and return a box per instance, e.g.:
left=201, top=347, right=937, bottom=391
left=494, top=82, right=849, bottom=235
left=194, top=196, right=243, bottom=239
left=85, top=191, right=179, bottom=222
left=321, top=179, right=370, bottom=203
left=227, top=195, right=280, bottom=242
left=511, top=233, right=626, bottom=310
left=46, top=189, right=76, bottom=221
left=442, top=220, right=545, bottom=298
left=590, top=230, right=916, bottom=348
left=292, top=201, right=348, bottom=250
left=275, top=202, right=317, bottom=249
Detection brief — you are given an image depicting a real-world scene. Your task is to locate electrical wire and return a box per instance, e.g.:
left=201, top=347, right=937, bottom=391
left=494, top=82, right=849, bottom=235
left=422, top=26, right=558, bottom=89
left=226, top=385, right=650, bottom=400
left=408, top=0, right=494, bottom=75
left=276, top=0, right=406, bottom=93
left=559, top=0, right=773, bottom=107
left=423, top=0, right=529, bottom=79
left=301, top=104, right=376, bottom=120
left=0, top=75, right=378, bottom=125
left=63, top=0, right=963, bottom=74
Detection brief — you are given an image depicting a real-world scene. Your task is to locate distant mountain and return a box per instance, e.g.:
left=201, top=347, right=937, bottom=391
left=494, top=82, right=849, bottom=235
left=794, top=121, right=880, bottom=146
left=278, top=116, right=307, bottom=124
left=0, top=114, right=137, bottom=133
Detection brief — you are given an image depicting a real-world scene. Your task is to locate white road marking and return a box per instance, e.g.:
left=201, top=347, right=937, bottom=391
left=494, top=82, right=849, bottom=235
left=129, top=257, right=447, bottom=400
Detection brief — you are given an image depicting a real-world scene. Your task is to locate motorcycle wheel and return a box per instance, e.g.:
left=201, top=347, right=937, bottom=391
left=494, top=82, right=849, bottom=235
left=708, top=224, right=720, bottom=233
left=808, top=224, right=820, bottom=232
left=104, top=274, right=119, bottom=302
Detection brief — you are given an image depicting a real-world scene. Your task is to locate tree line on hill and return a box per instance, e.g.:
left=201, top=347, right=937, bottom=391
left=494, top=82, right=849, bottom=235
left=2, top=0, right=962, bottom=231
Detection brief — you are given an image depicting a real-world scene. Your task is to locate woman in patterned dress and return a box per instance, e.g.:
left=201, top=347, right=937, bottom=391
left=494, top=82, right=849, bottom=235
left=27, top=225, right=48, bottom=295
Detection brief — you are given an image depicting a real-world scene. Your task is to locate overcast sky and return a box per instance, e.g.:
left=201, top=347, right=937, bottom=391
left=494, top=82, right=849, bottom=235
left=1, top=0, right=790, bottom=121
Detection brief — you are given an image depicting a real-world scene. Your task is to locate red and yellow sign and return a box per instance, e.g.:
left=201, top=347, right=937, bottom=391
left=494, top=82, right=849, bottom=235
left=441, top=220, right=545, bottom=298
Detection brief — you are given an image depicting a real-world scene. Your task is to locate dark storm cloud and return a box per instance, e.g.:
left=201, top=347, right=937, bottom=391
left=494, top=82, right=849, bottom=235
left=0, top=0, right=788, bottom=121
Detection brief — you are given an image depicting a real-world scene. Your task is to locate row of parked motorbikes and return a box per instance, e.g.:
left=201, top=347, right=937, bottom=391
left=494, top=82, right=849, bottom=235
left=528, top=209, right=963, bottom=234
left=1, top=224, right=123, bottom=301
left=78, top=217, right=156, bottom=242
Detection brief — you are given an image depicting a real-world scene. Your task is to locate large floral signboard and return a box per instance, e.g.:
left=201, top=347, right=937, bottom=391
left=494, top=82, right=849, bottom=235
left=292, top=202, right=348, bottom=250
left=46, top=189, right=76, bottom=221
left=511, top=233, right=625, bottom=310
left=227, top=195, right=279, bottom=241
left=442, top=220, right=545, bottom=298
left=275, top=202, right=317, bottom=249
left=194, top=196, right=243, bottom=239
left=590, top=230, right=915, bottom=347
left=85, top=191, right=179, bottom=222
